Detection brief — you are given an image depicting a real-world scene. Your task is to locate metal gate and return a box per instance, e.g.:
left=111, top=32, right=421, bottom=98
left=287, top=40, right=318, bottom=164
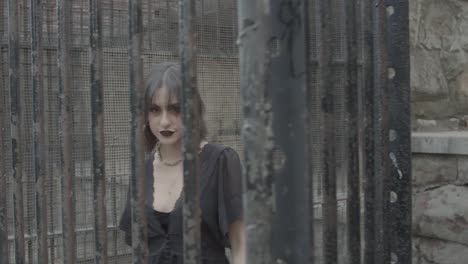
left=0, top=0, right=411, bottom=263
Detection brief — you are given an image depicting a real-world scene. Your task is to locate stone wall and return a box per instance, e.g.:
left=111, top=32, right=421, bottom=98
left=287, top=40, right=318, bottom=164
left=410, top=0, right=468, bottom=123
left=410, top=0, right=468, bottom=262
left=411, top=134, right=468, bottom=264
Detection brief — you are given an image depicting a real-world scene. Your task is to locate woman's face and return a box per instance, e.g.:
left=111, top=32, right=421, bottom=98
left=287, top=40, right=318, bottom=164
left=148, top=86, right=182, bottom=148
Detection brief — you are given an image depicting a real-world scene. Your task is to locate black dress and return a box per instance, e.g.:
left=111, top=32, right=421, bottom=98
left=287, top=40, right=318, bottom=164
left=119, top=143, right=243, bottom=264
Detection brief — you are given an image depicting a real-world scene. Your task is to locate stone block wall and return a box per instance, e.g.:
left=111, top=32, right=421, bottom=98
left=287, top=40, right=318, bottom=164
left=411, top=133, right=468, bottom=263
left=411, top=0, right=468, bottom=262
left=410, top=0, right=468, bottom=122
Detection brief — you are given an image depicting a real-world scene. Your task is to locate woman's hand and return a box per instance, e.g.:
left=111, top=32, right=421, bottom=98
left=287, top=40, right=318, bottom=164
left=229, top=220, right=246, bottom=264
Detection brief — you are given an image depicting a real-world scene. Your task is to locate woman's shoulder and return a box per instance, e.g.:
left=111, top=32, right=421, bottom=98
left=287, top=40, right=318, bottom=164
left=203, top=142, right=239, bottom=160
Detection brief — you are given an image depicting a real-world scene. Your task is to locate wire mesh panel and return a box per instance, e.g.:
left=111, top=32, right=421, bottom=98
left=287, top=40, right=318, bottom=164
left=2, top=0, right=241, bottom=263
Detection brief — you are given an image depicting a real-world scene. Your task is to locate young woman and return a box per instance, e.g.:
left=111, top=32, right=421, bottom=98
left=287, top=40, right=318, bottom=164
left=119, top=62, right=245, bottom=264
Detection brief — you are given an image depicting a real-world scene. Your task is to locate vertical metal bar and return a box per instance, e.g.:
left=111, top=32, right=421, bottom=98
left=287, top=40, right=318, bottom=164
left=318, top=0, right=338, bottom=262
left=58, top=0, right=76, bottom=262
left=307, top=0, right=323, bottom=260
left=111, top=177, right=118, bottom=256
left=110, top=0, right=114, bottom=44
left=364, top=0, right=390, bottom=263
left=385, top=0, right=411, bottom=263
left=179, top=0, right=201, bottom=263
left=165, top=0, right=170, bottom=49
left=128, top=0, right=148, bottom=263
left=237, top=0, right=273, bottom=263
left=146, top=0, right=152, bottom=49
left=0, top=78, right=9, bottom=264
left=216, top=0, right=220, bottom=50
left=8, top=0, right=26, bottom=263
left=89, top=0, right=108, bottom=263
left=362, top=0, right=375, bottom=261
left=31, top=0, right=49, bottom=262
left=345, top=0, right=361, bottom=263
left=270, top=0, right=312, bottom=263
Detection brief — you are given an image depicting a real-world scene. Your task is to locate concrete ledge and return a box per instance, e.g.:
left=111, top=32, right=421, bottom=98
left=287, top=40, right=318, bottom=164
left=412, top=131, right=468, bottom=155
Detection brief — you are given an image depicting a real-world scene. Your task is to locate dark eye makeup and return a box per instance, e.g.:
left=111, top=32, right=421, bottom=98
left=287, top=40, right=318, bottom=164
left=149, top=104, right=180, bottom=113
left=149, top=105, right=161, bottom=112
left=168, top=104, right=181, bottom=113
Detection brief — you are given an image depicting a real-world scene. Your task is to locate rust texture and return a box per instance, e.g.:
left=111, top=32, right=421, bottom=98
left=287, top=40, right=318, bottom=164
left=31, top=0, right=49, bottom=263
left=345, top=0, right=361, bottom=263
left=90, top=0, right=108, bottom=263
left=364, top=0, right=391, bottom=263
left=58, top=0, right=77, bottom=263
left=8, top=0, right=26, bottom=262
left=269, top=0, right=313, bottom=263
left=317, top=0, right=338, bottom=262
left=385, top=0, right=412, bottom=263
left=237, top=0, right=274, bottom=263
left=179, top=0, right=202, bottom=263
left=129, top=0, right=149, bottom=263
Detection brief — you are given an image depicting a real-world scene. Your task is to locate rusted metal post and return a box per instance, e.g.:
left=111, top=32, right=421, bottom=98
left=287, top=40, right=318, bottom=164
left=128, top=0, right=148, bottom=263
left=269, top=0, right=312, bottom=263
left=385, top=0, right=412, bottom=263
left=8, top=0, right=26, bottom=263
left=364, top=0, right=390, bottom=263
left=57, top=0, right=76, bottom=263
left=90, top=0, right=108, bottom=263
left=31, top=0, right=49, bottom=262
left=237, top=0, right=273, bottom=263
left=346, top=0, right=361, bottom=263
left=0, top=76, right=9, bottom=264
left=179, top=0, right=201, bottom=263
left=317, top=0, right=338, bottom=262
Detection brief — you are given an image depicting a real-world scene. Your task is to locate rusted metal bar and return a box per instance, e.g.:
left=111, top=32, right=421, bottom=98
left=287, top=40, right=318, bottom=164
left=110, top=0, right=114, bottom=44
left=345, top=0, right=361, bottom=263
left=31, top=0, right=49, bottom=263
left=128, top=0, right=148, bottom=263
left=146, top=0, right=152, bottom=49
left=362, top=0, right=375, bottom=261
left=237, top=0, right=273, bottom=263
left=317, top=0, right=338, bottom=262
left=270, top=0, right=312, bottom=263
left=306, top=1, right=323, bottom=261
left=385, top=0, right=412, bottom=263
left=90, top=0, right=108, bottom=263
left=179, top=0, right=201, bottom=263
left=57, top=0, right=76, bottom=263
left=8, top=0, right=26, bottom=263
left=0, top=72, right=9, bottom=264
left=364, top=0, right=390, bottom=263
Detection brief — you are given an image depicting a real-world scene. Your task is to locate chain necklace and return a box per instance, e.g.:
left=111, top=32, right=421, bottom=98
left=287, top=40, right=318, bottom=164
left=154, top=142, right=182, bottom=167
left=153, top=141, right=207, bottom=167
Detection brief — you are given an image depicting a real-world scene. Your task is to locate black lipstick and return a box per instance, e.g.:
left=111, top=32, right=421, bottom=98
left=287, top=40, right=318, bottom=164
left=160, top=130, right=174, bottom=137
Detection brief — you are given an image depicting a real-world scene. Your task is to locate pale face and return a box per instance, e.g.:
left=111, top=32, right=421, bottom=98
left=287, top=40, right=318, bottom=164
left=148, top=86, right=182, bottom=148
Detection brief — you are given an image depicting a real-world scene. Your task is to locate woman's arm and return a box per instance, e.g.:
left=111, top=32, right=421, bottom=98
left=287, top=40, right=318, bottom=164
left=229, top=220, right=246, bottom=264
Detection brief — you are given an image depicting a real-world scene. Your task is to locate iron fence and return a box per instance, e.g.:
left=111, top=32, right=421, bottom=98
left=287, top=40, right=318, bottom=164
left=0, top=0, right=411, bottom=263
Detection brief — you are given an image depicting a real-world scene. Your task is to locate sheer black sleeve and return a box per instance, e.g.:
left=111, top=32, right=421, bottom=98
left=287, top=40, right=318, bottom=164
left=119, top=189, right=132, bottom=246
left=217, top=148, right=243, bottom=246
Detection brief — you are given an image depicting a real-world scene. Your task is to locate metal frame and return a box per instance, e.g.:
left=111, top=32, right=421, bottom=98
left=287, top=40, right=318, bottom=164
left=8, top=0, right=26, bottom=263
left=90, top=0, right=108, bottom=263
left=237, top=0, right=274, bottom=263
left=1, top=0, right=412, bottom=263
left=128, top=0, right=148, bottom=263
left=179, top=0, right=202, bottom=263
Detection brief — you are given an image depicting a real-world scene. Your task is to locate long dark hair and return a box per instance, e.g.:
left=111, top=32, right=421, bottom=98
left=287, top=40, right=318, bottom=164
left=143, top=62, right=208, bottom=153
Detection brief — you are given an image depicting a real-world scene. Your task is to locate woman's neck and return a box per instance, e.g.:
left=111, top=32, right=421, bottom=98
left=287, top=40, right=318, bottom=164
left=159, top=143, right=182, bottom=163
left=158, top=140, right=207, bottom=162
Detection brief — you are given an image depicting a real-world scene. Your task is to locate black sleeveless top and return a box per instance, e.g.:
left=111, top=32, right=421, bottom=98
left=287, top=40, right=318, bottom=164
left=119, top=143, right=243, bottom=264
left=154, top=210, right=170, bottom=233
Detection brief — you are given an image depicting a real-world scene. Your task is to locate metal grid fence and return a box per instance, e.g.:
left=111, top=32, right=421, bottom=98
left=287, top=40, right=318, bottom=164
left=0, top=0, right=411, bottom=263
